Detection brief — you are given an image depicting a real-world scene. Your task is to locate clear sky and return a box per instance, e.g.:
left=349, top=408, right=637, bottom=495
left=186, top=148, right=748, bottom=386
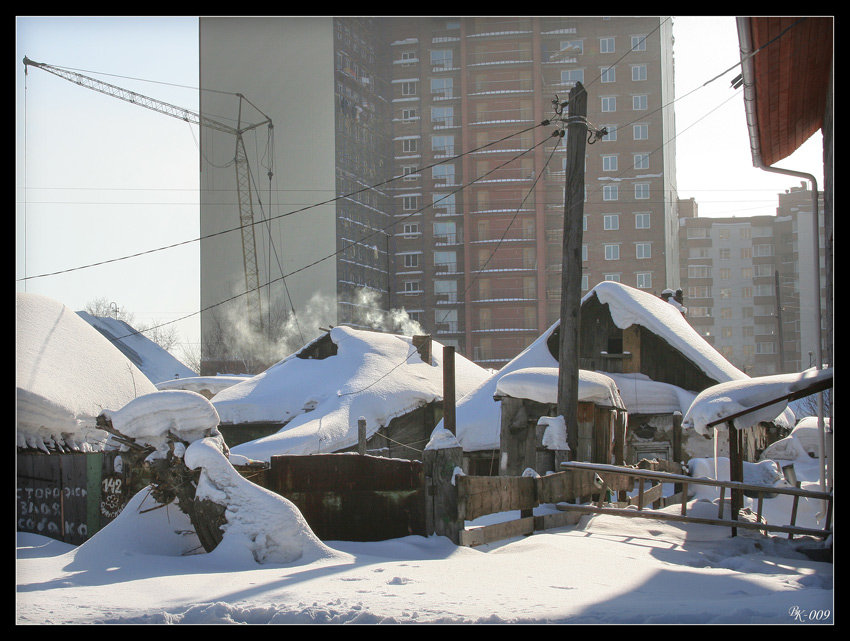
left=15, top=16, right=827, bottom=364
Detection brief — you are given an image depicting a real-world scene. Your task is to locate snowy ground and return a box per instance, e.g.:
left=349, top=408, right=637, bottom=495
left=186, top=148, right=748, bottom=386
left=16, top=498, right=833, bottom=625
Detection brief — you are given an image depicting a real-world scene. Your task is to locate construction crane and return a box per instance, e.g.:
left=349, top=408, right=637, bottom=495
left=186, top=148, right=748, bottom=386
left=23, top=56, right=271, bottom=333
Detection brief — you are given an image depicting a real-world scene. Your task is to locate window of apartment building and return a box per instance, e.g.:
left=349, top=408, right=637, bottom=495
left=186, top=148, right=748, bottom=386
left=401, top=81, right=418, bottom=96
left=741, top=286, right=753, bottom=298
left=742, top=307, right=753, bottom=318
left=432, top=135, right=454, bottom=156
left=690, top=247, right=710, bottom=259
left=601, top=96, right=616, bottom=112
left=434, top=250, right=456, bottom=272
left=740, top=247, right=752, bottom=259
left=635, top=212, right=651, bottom=229
left=755, top=284, right=774, bottom=297
left=602, top=155, right=618, bottom=171
left=560, top=39, right=583, bottom=55
left=582, top=244, right=588, bottom=261
left=719, top=248, right=731, bottom=259
left=631, top=35, right=647, bottom=51
left=636, top=272, right=652, bottom=289
left=687, top=226, right=708, bottom=239
left=402, top=222, right=420, bottom=236
left=402, top=138, right=418, bottom=153
left=436, top=309, right=458, bottom=332
left=742, top=326, right=754, bottom=337
left=756, top=342, right=776, bottom=355
left=633, top=124, right=648, bottom=140
left=603, top=185, right=618, bottom=201
left=754, top=244, right=774, bottom=257
left=430, top=49, right=453, bottom=70
left=632, top=94, right=648, bottom=110
left=690, top=307, right=711, bottom=317
left=688, top=265, right=711, bottom=279
left=636, top=242, right=651, bottom=259
left=403, top=280, right=420, bottom=294
left=402, top=253, right=420, bottom=269
left=433, top=221, right=456, bottom=244
left=400, top=51, right=417, bottom=66
left=633, top=153, right=649, bottom=170
left=600, top=66, right=616, bottom=83
left=753, top=264, right=772, bottom=277
left=604, top=244, right=620, bottom=260
left=718, top=228, right=731, bottom=240
left=631, top=64, right=647, bottom=81
left=720, top=287, right=732, bottom=298
left=433, top=193, right=456, bottom=215
left=602, top=273, right=620, bottom=283
left=431, top=77, right=453, bottom=98
left=403, top=195, right=419, bottom=211
left=561, top=68, right=585, bottom=84
left=432, top=163, right=455, bottom=185
left=634, top=183, right=650, bottom=199
left=434, top=279, right=457, bottom=302
left=601, top=214, right=618, bottom=230
left=718, top=267, right=730, bottom=279
left=601, top=125, right=617, bottom=141
left=431, top=106, right=454, bottom=127
left=401, top=108, right=418, bottom=122
left=740, top=227, right=752, bottom=240
left=583, top=215, right=588, bottom=231
left=581, top=274, right=589, bottom=290
left=689, top=285, right=712, bottom=299
left=600, top=37, right=615, bottom=53
left=720, top=307, right=733, bottom=319
left=721, top=327, right=734, bottom=339
left=402, top=165, right=419, bottom=181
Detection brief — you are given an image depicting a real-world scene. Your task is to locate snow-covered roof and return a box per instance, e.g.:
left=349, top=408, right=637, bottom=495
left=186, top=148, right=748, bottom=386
left=585, top=281, right=748, bottom=384
left=156, top=375, right=250, bottom=398
left=220, top=326, right=490, bottom=461
left=77, top=312, right=196, bottom=384
left=16, top=292, right=158, bottom=452
left=602, top=372, right=696, bottom=415
left=495, top=366, right=626, bottom=410
left=682, top=367, right=832, bottom=436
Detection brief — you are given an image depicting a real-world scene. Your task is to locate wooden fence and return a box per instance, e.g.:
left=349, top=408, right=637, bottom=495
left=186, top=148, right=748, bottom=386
left=449, top=460, right=833, bottom=547
left=16, top=451, right=130, bottom=545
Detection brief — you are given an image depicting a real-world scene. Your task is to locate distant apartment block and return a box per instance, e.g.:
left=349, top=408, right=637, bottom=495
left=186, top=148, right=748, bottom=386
left=678, top=183, right=827, bottom=376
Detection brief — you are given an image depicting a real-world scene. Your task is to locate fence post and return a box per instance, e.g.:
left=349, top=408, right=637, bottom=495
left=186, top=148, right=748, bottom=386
left=424, top=441, right=463, bottom=544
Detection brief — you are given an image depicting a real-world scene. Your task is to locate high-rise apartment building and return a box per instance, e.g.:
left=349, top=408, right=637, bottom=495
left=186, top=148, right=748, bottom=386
left=198, top=16, right=678, bottom=373
left=678, top=183, right=827, bottom=376
left=384, top=16, right=678, bottom=367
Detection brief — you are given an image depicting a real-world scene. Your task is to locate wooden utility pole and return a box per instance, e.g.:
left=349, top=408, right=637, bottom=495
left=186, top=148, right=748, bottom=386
left=557, top=82, right=588, bottom=457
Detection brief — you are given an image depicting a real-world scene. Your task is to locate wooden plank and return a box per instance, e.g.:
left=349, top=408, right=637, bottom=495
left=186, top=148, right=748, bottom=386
left=457, top=475, right=536, bottom=521
left=459, top=516, right=535, bottom=547
left=629, top=482, right=663, bottom=509
left=554, top=503, right=831, bottom=539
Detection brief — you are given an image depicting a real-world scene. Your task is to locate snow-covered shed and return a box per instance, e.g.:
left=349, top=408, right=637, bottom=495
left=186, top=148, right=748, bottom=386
left=77, top=312, right=196, bottom=384
left=156, top=375, right=250, bottom=399
left=215, top=327, right=490, bottom=461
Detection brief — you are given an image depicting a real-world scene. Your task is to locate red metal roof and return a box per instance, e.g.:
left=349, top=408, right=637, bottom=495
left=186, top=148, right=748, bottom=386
left=744, top=17, right=832, bottom=166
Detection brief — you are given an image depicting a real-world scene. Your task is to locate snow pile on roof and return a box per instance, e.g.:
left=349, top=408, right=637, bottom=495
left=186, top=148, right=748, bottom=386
left=16, top=292, right=157, bottom=452
left=682, top=368, right=832, bottom=436
left=445, top=321, right=560, bottom=452
left=602, top=372, right=696, bottom=415
left=185, top=438, right=346, bottom=565
left=587, top=281, right=748, bottom=384
left=495, top=366, right=625, bottom=409
left=77, top=311, right=196, bottom=384
left=100, top=390, right=224, bottom=462
left=218, top=326, right=489, bottom=460
left=156, top=375, right=250, bottom=398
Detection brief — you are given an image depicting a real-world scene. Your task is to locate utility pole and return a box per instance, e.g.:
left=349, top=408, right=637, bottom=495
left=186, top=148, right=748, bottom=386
left=557, top=82, right=587, bottom=457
